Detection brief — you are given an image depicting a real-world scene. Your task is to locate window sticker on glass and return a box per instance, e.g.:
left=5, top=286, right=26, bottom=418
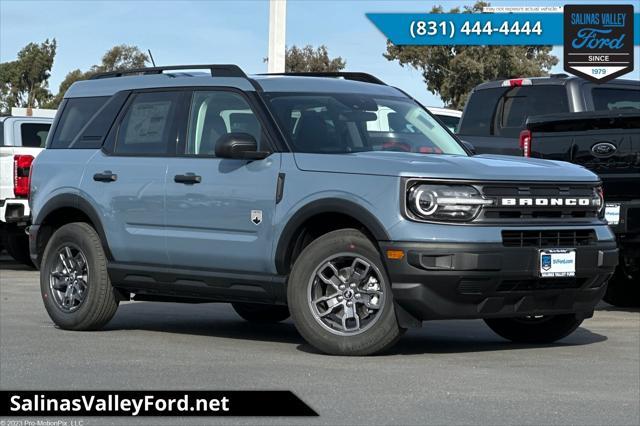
left=124, top=101, right=171, bottom=144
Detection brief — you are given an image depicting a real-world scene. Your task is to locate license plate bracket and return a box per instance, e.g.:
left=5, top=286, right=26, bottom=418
left=539, top=249, right=576, bottom=278
left=605, top=203, right=621, bottom=225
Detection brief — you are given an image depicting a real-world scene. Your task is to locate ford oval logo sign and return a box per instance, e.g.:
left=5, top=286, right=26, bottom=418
left=591, top=142, right=617, bottom=158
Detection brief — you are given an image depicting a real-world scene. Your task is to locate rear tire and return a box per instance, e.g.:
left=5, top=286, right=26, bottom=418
left=603, top=254, right=640, bottom=308
left=231, top=303, right=290, bottom=323
left=484, top=314, right=583, bottom=343
left=6, top=234, right=33, bottom=267
left=288, top=229, right=403, bottom=356
left=40, top=222, right=119, bottom=330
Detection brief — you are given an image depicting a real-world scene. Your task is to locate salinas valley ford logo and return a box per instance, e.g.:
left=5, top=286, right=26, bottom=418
left=564, top=5, right=634, bottom=83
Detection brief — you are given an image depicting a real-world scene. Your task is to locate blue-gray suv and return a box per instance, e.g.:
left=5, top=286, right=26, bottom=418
left=29, top=65, right=618, bottom=355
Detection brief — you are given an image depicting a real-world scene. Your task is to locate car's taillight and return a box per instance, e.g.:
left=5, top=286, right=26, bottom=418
left=13, top=154, right=34, bottom=198
left=519, top=129, right=532, bottom=158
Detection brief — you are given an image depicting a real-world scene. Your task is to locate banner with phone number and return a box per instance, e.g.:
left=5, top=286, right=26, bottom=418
left=367, top=13, right=640, bottom=45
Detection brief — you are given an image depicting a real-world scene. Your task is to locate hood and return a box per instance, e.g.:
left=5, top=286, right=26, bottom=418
left=293, top=152, right=599, bottom=182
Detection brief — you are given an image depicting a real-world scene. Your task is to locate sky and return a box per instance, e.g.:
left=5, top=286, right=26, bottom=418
left=1, top=0, right=638, bottom=107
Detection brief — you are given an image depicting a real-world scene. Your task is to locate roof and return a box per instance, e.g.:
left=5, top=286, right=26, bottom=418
left=0, top=115, right=53, bottom=123
left=426, top=107, right=462, bottom=117
left=474, top=75, right=640, bottom=90
left=64, top=72, right=405, bottom=99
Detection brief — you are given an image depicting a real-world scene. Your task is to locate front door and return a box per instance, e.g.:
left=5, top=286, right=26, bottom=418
left=165, top=90, right=281, bottom=273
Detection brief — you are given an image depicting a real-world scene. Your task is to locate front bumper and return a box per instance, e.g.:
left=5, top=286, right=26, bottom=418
left=380, top=241, right=618, bottom=321
left=607, top=199, right=640, bottom=236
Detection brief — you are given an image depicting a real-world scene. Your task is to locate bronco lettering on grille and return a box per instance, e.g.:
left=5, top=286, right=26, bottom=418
left=499, top=198, right=593, bottom=207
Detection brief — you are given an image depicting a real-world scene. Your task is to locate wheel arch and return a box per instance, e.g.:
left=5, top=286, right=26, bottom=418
left=274, top=198, right=390, bottom=275
left=33, top=193, right=113, bottom=265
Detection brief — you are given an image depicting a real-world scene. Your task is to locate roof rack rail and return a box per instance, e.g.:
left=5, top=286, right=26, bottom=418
left=550, top=73, right=570, bottom=78
left=259, top=72, right=387, bottom=85
left=89, top=64, right=247, bottom=80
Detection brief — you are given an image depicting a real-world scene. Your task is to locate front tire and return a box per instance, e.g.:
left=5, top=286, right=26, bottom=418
left=6, top=234, right=33, bottom=267
left=484, top=314, right=583, bottom=344
left=231, top=303, right=290, bottom=323
left=40, top=222, right=119, bottom=330
left=603, top=254, right=640, bottom=308
left=288, top=229, right=403, bottom=356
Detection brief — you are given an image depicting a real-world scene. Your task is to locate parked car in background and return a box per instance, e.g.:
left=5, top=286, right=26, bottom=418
left=427, top=107, right=461, bottom=133
left=457, top=75, right=640, bottom=306
left=0, top=114, right=53, bottom=265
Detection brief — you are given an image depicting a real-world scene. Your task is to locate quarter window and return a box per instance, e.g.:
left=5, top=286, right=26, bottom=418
left=20, top=123, right=51, bottom=147
left=114, top=92, right=181, bottom=155
left=50, top=96, right=108, bottom=149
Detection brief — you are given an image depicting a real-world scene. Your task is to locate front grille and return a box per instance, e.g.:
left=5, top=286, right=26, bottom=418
left=497, top=278, right=586, bottom=292
left=479, top=183, right=600, bottom=222
left=502, top=229, right=596, bottom=247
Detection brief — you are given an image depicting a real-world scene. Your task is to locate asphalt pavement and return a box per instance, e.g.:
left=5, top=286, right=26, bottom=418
left=1, top=254, right=639, bottom=426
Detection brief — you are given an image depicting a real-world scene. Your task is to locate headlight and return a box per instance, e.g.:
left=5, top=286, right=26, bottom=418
left=596, top=186, right=605, bottom=219
left=406, top=184, right=493, bottom=222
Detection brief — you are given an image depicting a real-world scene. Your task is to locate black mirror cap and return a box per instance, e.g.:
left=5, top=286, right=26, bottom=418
left=214, top=132, right=269, bottom=160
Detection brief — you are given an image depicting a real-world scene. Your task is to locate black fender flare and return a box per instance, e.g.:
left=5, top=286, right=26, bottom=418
left=34, top=193, right=113, bottom=260
left=274, top=198, right=390, bottom=274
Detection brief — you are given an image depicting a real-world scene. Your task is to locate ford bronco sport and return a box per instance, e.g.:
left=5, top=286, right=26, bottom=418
left=29, top=65, right=618, bottom=355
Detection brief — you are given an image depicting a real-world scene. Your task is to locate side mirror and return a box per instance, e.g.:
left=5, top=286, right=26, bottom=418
left=461, top=140, right=476, bottom=155
left=214, top=132, right=269, bottom=160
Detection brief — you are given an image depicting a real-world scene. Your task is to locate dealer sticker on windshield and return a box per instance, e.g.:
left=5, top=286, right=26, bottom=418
left=605, top=203, right=621, bottom=225
left=539, top=249, right=576, bottom=278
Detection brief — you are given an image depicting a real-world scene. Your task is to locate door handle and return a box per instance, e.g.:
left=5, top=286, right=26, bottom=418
left=174, top=173, right=202, bottom=184
left=93, top=171, right=117, bottom=182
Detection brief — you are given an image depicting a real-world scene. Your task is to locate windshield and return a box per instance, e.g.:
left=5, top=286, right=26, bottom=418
left=265, top=93, right=467, bottom=156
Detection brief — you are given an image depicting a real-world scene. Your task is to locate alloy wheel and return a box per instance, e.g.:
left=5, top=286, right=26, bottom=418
left=307, top=253, right=385, bottom=336
left=49, top=244, right=89, bottom=313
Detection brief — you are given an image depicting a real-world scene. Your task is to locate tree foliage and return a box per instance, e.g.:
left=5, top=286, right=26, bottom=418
left=46, top=45, right=149, bottom=108
left=384, top=2, right=559, bottom=109
left=90, top=44, right=149, bottom=73
left=284, top=45, right=346, bottom=72
left=0, top=39, right=57, bottom=112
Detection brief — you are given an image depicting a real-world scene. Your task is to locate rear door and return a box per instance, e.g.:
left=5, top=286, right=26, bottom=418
left=82, top=90, right=184, bottom=265
left=165, top=89, right=281, bottom=273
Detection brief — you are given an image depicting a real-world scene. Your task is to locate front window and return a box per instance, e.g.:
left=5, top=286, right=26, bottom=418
left=265, top=93, right=467, bottom=156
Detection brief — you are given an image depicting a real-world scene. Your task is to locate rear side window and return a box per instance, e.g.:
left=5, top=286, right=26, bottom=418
left=114, top=91, right=181, bottom=155
left=50, top=97, right=108, bottom=148
left=459, top=86, right=569, bottom=138
left=592, top=87, right=640, bottom=111
left=20, top=123, right=50, bottom=147
left=458, top=89, right=502, bottom=136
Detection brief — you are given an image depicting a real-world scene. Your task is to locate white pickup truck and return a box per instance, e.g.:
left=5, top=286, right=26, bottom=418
left=1, top=115, right=53, bottom=265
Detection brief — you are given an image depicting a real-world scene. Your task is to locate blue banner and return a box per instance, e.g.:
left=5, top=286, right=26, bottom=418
left=367, top=13, right=640, bottom=45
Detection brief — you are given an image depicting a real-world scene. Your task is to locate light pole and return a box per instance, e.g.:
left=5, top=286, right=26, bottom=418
left=267, top=0, right=287, bottom=73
